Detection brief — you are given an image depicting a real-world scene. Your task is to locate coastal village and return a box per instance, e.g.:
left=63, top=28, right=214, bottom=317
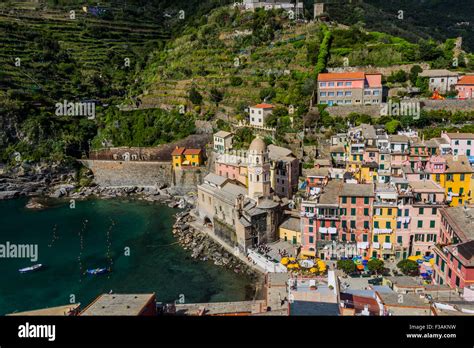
left=9, top=72, right=474, bottom=315
left=2, top=0, right=474, bottom=318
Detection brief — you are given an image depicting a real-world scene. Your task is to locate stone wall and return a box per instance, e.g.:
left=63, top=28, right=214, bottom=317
left=80, top=159, right=208, bottom=193
left=80, top=160, right=173, bottom=187
left=326, top=104, right=382, bottom=118
left=421, top=99, right=474, bottom=112
left=325, top=99, right=474, bottom=118
left=171, top=167, right=209, bottom=195
left=328, top=63, right=430, bottom=76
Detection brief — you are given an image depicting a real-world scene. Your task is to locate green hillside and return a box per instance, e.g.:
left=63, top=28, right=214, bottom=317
left=322, top=0, right=474, bottom=52
left=1, top=0, right=473, bottom=165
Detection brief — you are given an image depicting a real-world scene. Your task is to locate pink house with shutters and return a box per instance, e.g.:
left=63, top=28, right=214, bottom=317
left=455, top=75, right=474, bottom=99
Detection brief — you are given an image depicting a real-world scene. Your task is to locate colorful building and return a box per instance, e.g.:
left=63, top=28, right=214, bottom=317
left=371, top=184, right=398, bottom=260
left=339, top=183, right=374, bottom=258
left=432, top=206, right=474, bottom=290
left=455, top=75, right=474, bottom=99
left=317, top=72, right=383, bottom=106
left=431, top=155, right=472, bottom=206
left=279, top=216, right=301, bottom=245
left=407, top=180, right=445, bottom=257
left=441, top=132, right=474, bottom=157
left=300, top=180, right=343, bottom=257
left=171, top=147, right=202, bottom=168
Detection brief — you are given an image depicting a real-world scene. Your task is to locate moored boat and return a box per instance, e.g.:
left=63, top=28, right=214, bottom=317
left=85, top=268, right=110, bottom=275
left=18, top=264, right=43, bottom=273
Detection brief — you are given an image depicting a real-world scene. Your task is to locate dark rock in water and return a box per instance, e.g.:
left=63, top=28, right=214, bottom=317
left=0, top=191, right=19, bottom=200
left=25, top=198, right=46, bottom=210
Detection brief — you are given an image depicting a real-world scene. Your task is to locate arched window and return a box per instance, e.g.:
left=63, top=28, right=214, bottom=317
left=256, top=156, right=260, bottom=164
left=257, top=175, right=260, bottom=182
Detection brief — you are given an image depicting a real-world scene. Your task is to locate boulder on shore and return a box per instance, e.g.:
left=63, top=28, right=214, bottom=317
left=0, top=191, right=19, bottom=200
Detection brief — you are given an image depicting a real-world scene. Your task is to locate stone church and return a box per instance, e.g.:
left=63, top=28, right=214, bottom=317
left=197, top=137, right=288, bottom=252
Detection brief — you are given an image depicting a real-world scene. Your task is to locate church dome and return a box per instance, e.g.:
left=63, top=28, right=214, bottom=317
left=249, top=137, right=267, bottom=154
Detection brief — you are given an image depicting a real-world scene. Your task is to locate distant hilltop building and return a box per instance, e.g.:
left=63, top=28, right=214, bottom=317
left=314, top=2, right=325, bottom=19
left=249, top=103, right=274, bottom=127
left=317, top=72, right=383, bottom=106
left=242, top=0, right=304, bottom=13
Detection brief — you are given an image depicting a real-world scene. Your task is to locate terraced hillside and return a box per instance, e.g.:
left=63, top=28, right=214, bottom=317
left=136, top=6, right=466, bottom=116
left=0, top=0, right=231, bottom=162
left=137, top=8, right=323, bottom=116
left=0, top=3, right=168, bottom=104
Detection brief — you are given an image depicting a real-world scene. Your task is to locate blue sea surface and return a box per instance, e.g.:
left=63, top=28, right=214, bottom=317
left=0, top=198, right=254, bottom=315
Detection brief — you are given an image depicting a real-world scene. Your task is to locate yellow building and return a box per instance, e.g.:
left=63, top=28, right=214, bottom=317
left=279, top=217, right=301, bottom=245
left=171, top=147, right=202, bottom=169
left=371, top=184, right=398, bottom=260
left=431, top=155, right=472, bottom=207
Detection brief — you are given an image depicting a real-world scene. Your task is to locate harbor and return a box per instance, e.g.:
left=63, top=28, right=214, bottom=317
left=0, top=198, right=257, bottom=315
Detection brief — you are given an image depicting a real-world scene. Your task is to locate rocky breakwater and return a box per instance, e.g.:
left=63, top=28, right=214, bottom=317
left=172, top=211, right=259, bottom=278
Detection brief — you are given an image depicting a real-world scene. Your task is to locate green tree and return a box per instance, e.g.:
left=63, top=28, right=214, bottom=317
left=409, top=65, right=423, bottom=85
left=209, top=87, right=224, bottom=107
left=230, top=76, right=243, bottom=87
left=397, top=259, right=420, bottom=276
left=259, top=87, right=276, bottom=101
left=385, top=119, right=401, bottom=134
left=337, top=260, right=356, bottom=274
left=367, top=259, right=385, bottom=275
left=387, top=70, right=407, bottom=83
left=189, top=87, right=203, bottom=105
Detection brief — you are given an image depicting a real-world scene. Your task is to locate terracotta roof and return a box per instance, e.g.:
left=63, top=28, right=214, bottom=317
left=365, top=74, right=382, bottom=88
left=183, top=148, right=202, bottom=155
left=171, top=147, right=185, bottom=156
left=457, top=75, right=474, bottom=85
left=318, top=72, right=365, bottom=81
left=253, top=103, right=274, bottom=109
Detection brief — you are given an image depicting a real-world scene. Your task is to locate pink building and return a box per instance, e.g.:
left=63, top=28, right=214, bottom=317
left=215, top=154, right=248, bottom=186
left=339, top=183, right=374, bottom=257
left=317, top=72, right=383, bottom=106
left=455, top=75, right=474, bottom=99
left=363, top=147, right=379, bottom=165
left=441, top=131, right=474, bottom=157
left=268, top=145, right=300, bottom=199
left=426, top=155, right=447, bottom=174
left=433, top=206, right=474, bottom=290
left=304, top=167, right=330, bottom=196
left=300, top=181, right=342, bottom=257
left=407, top=180, right=445, bottom=257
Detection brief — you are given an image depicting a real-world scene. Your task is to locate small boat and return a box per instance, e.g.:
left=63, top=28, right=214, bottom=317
left=86, top=268, right=110, bottom=275
left=19, top=264, right=43, bottom=273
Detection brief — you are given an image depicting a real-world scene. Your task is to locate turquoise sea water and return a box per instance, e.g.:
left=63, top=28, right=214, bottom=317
left=0, top=198, right=254, bottom=315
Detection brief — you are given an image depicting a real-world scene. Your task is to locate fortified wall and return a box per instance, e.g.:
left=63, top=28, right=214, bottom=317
left=80, top=160, right=173, bottom=187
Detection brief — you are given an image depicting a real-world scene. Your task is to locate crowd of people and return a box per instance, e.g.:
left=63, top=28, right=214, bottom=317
left=256, top=243, right=271, bottom=255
